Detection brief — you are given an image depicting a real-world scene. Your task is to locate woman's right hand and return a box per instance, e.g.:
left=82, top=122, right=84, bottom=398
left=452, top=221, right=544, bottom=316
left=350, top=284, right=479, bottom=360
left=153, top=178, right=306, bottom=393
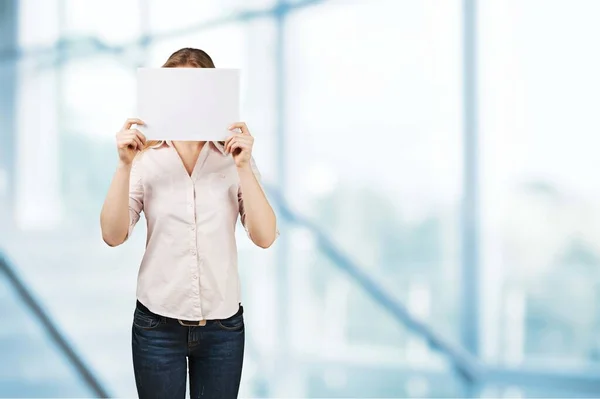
left=116, top=118, right=147, bottom=165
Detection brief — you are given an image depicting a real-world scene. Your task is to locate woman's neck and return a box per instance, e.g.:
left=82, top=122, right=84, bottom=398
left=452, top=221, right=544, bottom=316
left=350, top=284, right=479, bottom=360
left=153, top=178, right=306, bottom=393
left=172, top=141, right=206, bottom=152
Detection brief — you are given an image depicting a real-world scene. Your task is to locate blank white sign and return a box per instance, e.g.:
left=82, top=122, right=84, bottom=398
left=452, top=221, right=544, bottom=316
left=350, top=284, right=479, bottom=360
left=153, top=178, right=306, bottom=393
left=136, top=68, right=240, bottom=141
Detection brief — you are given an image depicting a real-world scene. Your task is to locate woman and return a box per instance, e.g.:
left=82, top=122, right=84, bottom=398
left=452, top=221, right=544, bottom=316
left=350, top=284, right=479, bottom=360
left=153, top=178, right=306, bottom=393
left=100, top=48, right=278, bottom=399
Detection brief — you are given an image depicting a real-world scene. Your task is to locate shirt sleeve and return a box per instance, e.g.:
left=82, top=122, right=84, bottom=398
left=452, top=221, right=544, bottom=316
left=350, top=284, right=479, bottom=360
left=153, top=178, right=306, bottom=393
left=238, top=157, right=279, bottom=239
left=125, top=158, right=144, bottom=240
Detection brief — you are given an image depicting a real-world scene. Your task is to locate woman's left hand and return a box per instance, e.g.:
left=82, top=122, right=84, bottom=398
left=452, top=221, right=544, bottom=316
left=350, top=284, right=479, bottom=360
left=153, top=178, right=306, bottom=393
left=225, top=122, right=254, bottom=168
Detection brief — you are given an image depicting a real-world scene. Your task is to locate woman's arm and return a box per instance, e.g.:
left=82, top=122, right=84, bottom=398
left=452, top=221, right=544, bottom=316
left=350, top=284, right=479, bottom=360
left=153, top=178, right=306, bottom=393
left=100, top=162, right=134, bottom=246
left=225, top=122, right=278, bottom=249
left=237, top=163, right=277, bottom=248
left=100, top=118, right=146, bottom=246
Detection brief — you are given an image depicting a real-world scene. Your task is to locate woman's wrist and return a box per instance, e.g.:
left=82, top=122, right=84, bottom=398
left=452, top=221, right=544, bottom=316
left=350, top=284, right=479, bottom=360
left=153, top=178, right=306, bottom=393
left=236, top=163, right=256, bottom=187
left=235, top=162, right=253, bottom=173
left=117, top=160, right=133, bottom=171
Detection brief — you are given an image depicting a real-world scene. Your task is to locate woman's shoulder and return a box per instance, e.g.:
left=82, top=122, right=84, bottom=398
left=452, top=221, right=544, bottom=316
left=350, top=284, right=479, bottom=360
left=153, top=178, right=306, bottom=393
left=134, top=141, right=169, bottom=162
left=131, top=141, right=176, bottom=180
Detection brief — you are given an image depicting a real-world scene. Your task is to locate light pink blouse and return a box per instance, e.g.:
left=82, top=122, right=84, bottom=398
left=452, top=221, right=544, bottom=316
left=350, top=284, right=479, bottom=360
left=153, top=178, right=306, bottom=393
left=127, top=140, right=264, bottom=320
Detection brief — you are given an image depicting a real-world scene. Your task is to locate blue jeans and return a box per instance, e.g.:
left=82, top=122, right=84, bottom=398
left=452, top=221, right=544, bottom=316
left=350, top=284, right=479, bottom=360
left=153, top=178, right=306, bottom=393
left=131, top=301, right=245, bottom=399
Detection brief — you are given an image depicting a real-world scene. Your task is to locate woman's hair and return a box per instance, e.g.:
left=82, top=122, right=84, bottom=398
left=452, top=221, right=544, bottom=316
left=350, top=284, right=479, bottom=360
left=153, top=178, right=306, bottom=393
left=162, top=47, right=215, bottom=68
left=143, top=48, right=215, bottom=150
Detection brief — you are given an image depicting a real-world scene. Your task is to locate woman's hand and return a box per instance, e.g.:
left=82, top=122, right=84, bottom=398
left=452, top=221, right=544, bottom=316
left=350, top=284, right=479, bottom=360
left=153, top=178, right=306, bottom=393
left=224, top=122, right=254, bottom=168
left=116, top=118, right=147, bottom=165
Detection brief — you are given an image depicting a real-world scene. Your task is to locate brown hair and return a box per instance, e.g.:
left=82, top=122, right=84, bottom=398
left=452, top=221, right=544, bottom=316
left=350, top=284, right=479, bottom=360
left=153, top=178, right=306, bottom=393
left=162, top=47, right=215, bottom=68
left=143, top=48, right=215, bottom=149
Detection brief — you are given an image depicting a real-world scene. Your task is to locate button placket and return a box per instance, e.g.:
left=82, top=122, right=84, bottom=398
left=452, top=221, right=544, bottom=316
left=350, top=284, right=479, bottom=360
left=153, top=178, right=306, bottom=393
left=190, top=182, right=198, bottom=256
left=188, top=181, right=201, bottom=307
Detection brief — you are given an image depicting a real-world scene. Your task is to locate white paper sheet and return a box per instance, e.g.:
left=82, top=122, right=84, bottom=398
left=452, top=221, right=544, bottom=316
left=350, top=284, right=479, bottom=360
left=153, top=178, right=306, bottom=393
left=136, top=68, right=240, bottom=141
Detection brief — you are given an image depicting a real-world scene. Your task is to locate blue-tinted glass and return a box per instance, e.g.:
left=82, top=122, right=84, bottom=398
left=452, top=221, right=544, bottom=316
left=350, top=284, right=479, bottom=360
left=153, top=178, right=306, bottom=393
left=479, top=0, right=600, bottom=369
left=0, top=264, right=98, bottom=397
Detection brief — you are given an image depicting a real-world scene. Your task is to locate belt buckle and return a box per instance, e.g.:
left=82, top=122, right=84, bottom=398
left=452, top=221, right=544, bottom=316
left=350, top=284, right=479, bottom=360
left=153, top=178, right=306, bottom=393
left=178, top=319, right=207, bottom=327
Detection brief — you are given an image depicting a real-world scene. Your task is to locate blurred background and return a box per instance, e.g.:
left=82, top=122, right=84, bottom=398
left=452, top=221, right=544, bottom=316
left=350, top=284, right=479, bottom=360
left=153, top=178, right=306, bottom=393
left=1, top=0, right=600, bottom=397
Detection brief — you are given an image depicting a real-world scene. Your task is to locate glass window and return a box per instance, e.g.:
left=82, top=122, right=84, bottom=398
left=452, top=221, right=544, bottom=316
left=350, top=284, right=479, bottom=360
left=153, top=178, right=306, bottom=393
left=280, top=0, right=465, bottom=396
left=147, top=0, right=277, bottom=35
left=0, top=270, right=96, bottom=397
left=285, top=0, right=462, bottom=336
left=64, top=0, right=141, bottom=45
left=15, top=0, right=600, bottom=397
left=479, top=0, right=600, bottom=368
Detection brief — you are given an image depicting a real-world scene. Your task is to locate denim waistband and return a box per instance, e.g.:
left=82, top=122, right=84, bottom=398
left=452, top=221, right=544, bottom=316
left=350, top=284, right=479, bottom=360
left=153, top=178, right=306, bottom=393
left=136, top=300, right=243, bottom=322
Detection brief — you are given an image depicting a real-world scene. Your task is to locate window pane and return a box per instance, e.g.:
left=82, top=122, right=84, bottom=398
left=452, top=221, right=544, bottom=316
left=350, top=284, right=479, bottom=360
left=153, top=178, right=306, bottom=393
left=480, top=0, right=600, bottom=367
left=285, top=0, right=462, bottom=336
left=147, top=0, right=277, bottom=35
left=0, top=267, right=96, bottom=397
left=64, top=0, right=141, bottom=45
left=282, top=0, right=465, bottom=395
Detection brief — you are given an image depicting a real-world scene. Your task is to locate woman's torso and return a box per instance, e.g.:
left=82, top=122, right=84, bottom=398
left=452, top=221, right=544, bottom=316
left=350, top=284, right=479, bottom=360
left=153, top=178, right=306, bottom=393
left=129, top=140, right=253, bottom=320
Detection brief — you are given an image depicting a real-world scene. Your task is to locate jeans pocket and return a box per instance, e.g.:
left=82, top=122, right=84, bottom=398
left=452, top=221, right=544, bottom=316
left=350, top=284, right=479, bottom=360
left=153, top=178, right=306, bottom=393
left=216, top=313, right=244, bottom=331
left=133, top=307, right=162, bottom=330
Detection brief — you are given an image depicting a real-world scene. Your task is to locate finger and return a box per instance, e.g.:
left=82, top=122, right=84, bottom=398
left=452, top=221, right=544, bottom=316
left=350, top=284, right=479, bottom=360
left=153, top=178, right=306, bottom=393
left=128, top=129, right=147, bottom=145
left=117, top=131, right=136, bottom=142
left=117, top=134, right=138, bottom=149
left=118, top=131, right=145, bottom=149
left=226, top=138, right=239, bottom=155
left=230, top=134, right=251, bottom=144
left=228, top=122, right=250, bottom=136
left=117, top=135, right=133, bottom=147
left=231, top=141, right=249, bottom=153
left=118, top=138, right=136, bottom=150
left=133, top=136, right=144, bottom=150
left=230, top=141, right=241, bottom=153
left=233, top=136, right=252, bottom=151
left=237, top=136, right=253, bottom=146
left=225, top=135, right=244, bottom=154
left=122, top=118, right=145, bottom=131
left=224, top=135, right=235, bottom=153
